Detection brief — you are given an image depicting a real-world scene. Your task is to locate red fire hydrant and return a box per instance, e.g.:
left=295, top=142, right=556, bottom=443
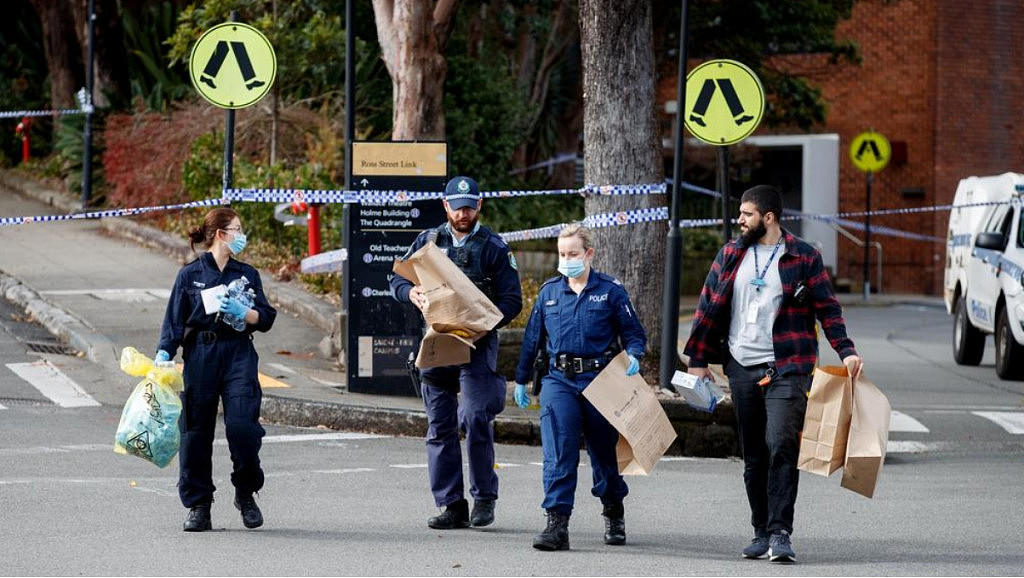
left=14, top=116, right=31, bottom=163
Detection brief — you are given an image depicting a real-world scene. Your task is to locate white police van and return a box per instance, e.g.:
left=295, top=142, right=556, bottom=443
left=944, top=172, right=1024, bottom=379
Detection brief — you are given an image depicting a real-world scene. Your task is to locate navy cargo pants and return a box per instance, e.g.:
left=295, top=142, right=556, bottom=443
left=420, top=332, right=506, bottom=507
left=538, top=369, right=628, bottom=516
left=178, top=331, right=265, bottom=508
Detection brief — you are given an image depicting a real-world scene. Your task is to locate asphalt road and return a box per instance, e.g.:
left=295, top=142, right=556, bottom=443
left=1, top=300, right=1023, bottom=576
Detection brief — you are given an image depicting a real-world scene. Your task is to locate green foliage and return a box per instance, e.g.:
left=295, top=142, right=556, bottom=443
left=181, top=129, right=344, bottom=277
left=53, top=114, right=105, bottom=202
left=122, top=1, right=192, bottom=111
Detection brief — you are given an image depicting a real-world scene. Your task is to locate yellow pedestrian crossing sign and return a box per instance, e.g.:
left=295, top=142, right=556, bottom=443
left=850, top=131, right=890, bottom=173
left=684, top=59, right=765, bottom=146
left=189, top=22, right=276, bottom=109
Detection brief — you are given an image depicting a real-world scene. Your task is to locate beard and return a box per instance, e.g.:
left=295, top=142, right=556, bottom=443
left=449, top=212, right=479, bottom=234
left=740, top=221, right=767, bottom=246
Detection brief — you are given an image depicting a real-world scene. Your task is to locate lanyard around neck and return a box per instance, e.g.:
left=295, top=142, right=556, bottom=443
left=751, top=236, right=784, bottom=291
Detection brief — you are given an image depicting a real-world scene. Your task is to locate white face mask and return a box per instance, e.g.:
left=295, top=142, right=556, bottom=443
left=558, top=258, right=586, bottom=278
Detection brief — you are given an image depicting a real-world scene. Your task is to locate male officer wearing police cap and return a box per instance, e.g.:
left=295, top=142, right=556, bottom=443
left=391, top=176, right=522, bottom=530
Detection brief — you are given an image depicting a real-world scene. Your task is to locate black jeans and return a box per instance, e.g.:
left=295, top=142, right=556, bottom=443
left=725, top=358, right=810, bottom=535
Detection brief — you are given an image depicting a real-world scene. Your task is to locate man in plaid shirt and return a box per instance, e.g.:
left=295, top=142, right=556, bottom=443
left=684, top=185, right=864, bottom=564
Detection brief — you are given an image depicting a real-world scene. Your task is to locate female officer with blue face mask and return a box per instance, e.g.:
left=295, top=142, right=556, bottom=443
left=155, top=207, right=276, bottom=532
left=513, top=223, right=647, bottom=551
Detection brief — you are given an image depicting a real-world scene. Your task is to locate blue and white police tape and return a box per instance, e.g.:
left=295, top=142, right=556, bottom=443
left=222, top=183, right=666, bottom=206
left=0, top=197, right=226, bottom=227
left=0, top=106, right=94, bottom=119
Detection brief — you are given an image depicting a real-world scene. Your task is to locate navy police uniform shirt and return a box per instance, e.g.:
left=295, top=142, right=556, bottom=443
left=391, top=224, right=523, bottom=329
left=515, top=270, right=647, bottom=384
left=158, top=252, right=277, bottom=357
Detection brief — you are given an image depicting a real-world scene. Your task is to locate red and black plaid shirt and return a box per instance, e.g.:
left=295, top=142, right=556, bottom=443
left=684, top=229, right=858, bottom=377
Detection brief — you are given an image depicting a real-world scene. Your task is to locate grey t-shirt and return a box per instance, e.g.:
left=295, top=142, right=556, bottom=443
left=729, top=242, right=784, bottom=367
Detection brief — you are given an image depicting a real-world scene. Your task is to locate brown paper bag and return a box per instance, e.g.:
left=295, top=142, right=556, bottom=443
left=582, top=352, right=677, bottom=475
left=392, top=242, right=504, bottom=368
left=840, top=377, right=890, bottom=498
left=798, top=365, right=853, bottom=477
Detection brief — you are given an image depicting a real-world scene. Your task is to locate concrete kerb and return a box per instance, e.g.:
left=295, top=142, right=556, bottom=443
left=0, top=271, right=118, bottom=365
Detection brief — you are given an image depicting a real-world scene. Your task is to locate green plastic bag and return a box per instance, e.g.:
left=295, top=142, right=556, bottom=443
left=114, top=347, right=183, bottom=468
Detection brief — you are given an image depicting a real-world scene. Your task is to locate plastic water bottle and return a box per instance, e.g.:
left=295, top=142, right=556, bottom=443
left=222, top=276, right=255, bottom=332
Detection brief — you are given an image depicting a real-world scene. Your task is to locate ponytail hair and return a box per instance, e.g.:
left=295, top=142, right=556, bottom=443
left=188, top=207, right=238, bottom=251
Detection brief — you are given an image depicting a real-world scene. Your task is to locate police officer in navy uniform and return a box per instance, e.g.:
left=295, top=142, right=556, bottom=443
left=391, top=176, right=523, bottom=530
left=156, top=208, right=277, bottom=532
left=513, top=223, right=646, bottom=551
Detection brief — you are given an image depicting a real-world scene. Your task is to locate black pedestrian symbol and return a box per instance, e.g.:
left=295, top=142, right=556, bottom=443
left=200, top=41, right=266, bottom=91
left=689, top=78, right=755, bottom=128
left=855, top=139, right=883, bottom=161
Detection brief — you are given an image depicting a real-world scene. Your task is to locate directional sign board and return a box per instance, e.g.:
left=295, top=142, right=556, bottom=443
left=684, top=59, right=765, bottom=146
left=189, top=22, right=276, bottom=109
left=850, top=130, right=891, bottom=173
left=348, top=142, right=448, bottom=396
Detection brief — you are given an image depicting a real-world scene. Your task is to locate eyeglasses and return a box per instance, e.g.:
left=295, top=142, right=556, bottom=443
left=222, top=227, right=244, bottom=234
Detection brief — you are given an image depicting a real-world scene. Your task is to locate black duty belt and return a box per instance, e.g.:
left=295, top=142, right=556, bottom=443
left=554, top=353, right=609, bottom=377
left=196, top=330, right=250, bottom=344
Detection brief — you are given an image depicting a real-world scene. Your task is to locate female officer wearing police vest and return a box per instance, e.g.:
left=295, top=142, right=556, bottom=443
left=513, top=223, right=647, bottom=551
left=156, top=207, right=277, bottom=532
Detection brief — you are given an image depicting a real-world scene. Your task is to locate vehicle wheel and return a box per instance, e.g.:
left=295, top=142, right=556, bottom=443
left=995, top=307, right=1024, bottom=380
left=953, top=295, right=985, bottom=366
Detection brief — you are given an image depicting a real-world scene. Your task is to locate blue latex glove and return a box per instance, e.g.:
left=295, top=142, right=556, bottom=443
left=514, top=383, right=531, bottom=409
left=154, top=349, right=171, bottom=363
left=219, top=295, right=249, bottom=319
left=625, top=354, right=640, bottom=377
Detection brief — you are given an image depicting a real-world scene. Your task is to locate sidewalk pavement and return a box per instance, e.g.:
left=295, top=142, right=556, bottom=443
left=0, top=169, right=945, bottom=456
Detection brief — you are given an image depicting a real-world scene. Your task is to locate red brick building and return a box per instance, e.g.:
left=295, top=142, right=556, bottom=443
left=661, top=0, right=1024, bottom=295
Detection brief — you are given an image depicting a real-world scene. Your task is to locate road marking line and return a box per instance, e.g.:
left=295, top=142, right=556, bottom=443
left=886, top=440, right=935, bottom=453
left=266, top=362, right=297, bottom=375
left=248, top=432, right=387, bottom=444
left=0, top=402, right=6, bottom=410
left=258, top=372, right=290, bottom=389
left=312, top=468, right=377, bottom=474
left=390, top=464, right=429, bottom=469
left=5, top=361, right=100, bottom=407
left=890, top=410, right=930, bottom=433
left=972, top=411, right=1024, bottom=434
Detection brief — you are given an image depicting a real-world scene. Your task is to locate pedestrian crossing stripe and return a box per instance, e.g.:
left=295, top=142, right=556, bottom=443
left=5, top=361, right=100, bottom=408
left=972, top=411, right=1024, bottom=434
left=890, top=410, right=929, bottom=433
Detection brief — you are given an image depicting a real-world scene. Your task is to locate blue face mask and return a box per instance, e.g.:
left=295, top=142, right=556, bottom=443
left=228, top=232, right=247, bottom=256
left=558, top=258, right=586, bottom=279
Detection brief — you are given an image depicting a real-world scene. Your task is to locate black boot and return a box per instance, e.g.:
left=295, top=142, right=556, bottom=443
left=183, top=504, right=212, bottom=532
left=428, top=499, right=470, bottom=530
left=532, top=511, right=570, bottom=551
left=470, top=499, right=496, bottom=527
left=234, top=491, right=263, bottom=529
left=603, top=503, right=626, bottom=545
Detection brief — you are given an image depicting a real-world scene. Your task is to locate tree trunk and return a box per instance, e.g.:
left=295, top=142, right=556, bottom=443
left=70, top=0, right=130, bottom=108
left=29, top=0, right=83, bottom=110
left=372, top=0, right=456, bottom=140
left=580, top=0, right=666, bottom=377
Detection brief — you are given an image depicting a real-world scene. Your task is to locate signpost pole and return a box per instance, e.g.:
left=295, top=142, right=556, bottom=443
left=81, top=0, right=95, bottom=208
left=342, top=0, right=355, bottom=367
left=863, top=171, right=872, bottom=301
left=658, top=0, right=688, bottom=391
left=719, top=146, right=731, bottom=243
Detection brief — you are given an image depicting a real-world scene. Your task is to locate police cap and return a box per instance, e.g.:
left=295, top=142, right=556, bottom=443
left=444, top=176, right=481, bottom=210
